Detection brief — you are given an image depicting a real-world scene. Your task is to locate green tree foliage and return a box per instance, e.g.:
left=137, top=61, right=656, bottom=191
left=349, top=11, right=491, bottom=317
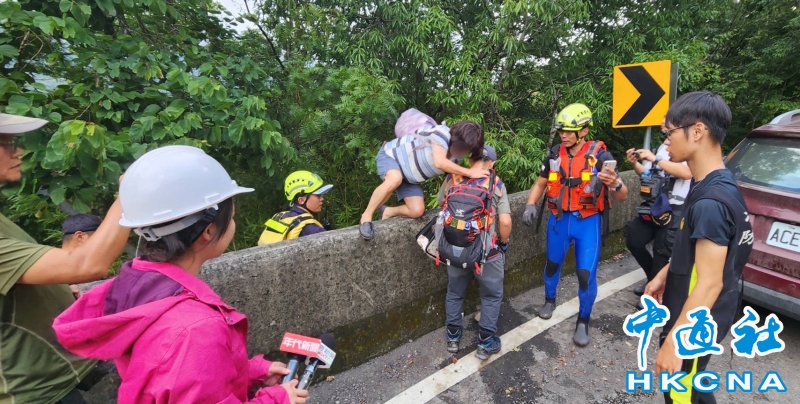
left=707, top=0, right=800, bottom=143
left=0, top=0, right=291, bottom=244
left=2, top=0, right=798, bottom=249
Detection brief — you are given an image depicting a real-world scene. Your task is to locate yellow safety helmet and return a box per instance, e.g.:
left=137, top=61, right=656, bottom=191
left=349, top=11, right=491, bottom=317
left=555, top=103, right=594, bottom=132
left=284, top=170, right=332, bottom=201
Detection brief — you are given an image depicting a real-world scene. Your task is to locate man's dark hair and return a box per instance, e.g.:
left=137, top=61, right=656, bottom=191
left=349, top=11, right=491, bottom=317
left=62, top=213, right=102, bottom=235
left=139, top=198, right=235, bottom=263
left=665, top=91, right=732, bottom=145
left=449, top=121, right=485, bottom=158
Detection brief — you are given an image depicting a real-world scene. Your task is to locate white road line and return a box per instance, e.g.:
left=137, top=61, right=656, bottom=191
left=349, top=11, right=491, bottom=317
left=384, top=269, right=646, bottom=404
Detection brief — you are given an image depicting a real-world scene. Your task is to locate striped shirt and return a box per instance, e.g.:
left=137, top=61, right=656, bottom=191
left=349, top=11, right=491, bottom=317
left=383, top=125, right=451, bottom=184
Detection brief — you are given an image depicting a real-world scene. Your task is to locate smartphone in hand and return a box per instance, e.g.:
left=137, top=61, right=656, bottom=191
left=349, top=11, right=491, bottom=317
left=601, top=160, right=617, bottom=173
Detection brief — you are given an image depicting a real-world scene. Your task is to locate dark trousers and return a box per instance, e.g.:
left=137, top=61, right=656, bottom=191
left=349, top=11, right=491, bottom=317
left=624, top=210, right=679, bottom=281
left=659, top=335, right=716, bottom=404
left=446, top=254, right=505, bottom=334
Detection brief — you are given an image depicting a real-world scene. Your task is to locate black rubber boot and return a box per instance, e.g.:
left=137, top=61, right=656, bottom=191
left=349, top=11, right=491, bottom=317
left=538, top=299, right=556, bottom=320
left=573, top=317, right=590, bottom=347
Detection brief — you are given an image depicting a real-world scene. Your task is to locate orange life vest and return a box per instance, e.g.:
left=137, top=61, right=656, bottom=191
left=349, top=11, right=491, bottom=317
left=545, top=140, right=610, bottom=219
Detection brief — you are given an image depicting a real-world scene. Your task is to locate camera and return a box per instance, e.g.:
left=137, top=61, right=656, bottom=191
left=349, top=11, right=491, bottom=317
left=639, top=174, right=666, bottom=203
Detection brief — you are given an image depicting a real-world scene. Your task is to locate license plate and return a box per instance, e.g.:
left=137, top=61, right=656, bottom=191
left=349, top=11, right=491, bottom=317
left=766, top=221, right=800, bottom=254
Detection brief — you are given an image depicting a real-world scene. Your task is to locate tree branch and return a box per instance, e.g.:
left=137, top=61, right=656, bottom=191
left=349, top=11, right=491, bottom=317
left=244, top=0, right=286, bottom=72
left=546, top=84, right=561, bottom=149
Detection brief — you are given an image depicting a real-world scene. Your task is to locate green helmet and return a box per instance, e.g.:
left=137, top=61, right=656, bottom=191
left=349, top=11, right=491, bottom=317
left=555, top=103, right=594, bottom=131
left=284, top=171, right=332, bottom=201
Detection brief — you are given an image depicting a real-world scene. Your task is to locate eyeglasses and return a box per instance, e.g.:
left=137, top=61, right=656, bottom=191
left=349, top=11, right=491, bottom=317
left=661, top=124, right=693, bottom=138
left=0, top=137, right=20, bottom=153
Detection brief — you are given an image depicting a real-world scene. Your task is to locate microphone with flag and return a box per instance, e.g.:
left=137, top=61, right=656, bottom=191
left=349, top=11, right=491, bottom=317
left=279, top=332, right=337, bottom=386
left=298, top=333, right=336, bottom=389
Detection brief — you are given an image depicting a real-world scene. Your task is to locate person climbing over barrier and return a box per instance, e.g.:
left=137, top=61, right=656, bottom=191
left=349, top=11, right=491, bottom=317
left=521, top=103, right=629, bottom=347
left=358, top=109, right=489, bottom=240
left=54, top=146, right=307, bottom=404
left=258, top=170, right=333, bottom=245
left=438, top=144, right=512, bottom=361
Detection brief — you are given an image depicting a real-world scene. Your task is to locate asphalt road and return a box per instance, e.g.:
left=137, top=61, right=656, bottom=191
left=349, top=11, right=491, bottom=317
left=309, top=254, right=797, bottom=404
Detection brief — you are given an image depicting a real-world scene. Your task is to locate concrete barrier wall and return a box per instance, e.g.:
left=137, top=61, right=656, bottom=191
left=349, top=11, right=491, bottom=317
left=83, top=171, right=642, bottom=402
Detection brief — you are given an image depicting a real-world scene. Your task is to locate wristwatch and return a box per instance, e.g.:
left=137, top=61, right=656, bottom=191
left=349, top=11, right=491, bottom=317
left=654, top=155, right=664, bottom=166
left=498, top=240, right=509, bottom=253
left=612, top=179, right=623, bottom=192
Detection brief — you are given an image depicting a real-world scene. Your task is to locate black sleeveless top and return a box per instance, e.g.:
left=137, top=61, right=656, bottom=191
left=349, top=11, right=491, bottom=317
left=661, top=169, right=754, bottom=341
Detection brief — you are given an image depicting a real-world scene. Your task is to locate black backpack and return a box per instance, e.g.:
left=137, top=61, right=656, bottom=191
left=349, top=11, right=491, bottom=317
left=436, top=171, right=497, bottom=274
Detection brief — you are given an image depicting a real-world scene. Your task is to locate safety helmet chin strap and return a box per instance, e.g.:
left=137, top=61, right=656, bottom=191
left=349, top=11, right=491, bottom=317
left=570, top=126, right=590, bottom=148
left=294, top=184, right=325, bottom=211
left=292, top=194, right=310, bottom=211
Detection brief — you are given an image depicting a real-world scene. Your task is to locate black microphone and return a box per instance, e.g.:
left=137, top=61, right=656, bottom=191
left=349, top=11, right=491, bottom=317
left=282, top=353, right=306, bottom=384
left=297, top=334, right=336, bottom=389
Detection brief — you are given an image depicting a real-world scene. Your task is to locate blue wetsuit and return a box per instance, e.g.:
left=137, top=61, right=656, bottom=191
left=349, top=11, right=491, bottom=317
left=539, top=145, right=617, bottom=320
left=544, top=212, right=602, bottom=319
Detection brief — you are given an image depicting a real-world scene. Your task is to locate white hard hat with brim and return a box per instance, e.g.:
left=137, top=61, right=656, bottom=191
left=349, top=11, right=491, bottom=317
left=0, top=113, right=48, bottom=134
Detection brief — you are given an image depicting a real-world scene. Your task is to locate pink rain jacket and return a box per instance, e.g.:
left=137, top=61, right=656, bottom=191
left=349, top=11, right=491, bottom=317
left=53, top=259, right=289, bottom=404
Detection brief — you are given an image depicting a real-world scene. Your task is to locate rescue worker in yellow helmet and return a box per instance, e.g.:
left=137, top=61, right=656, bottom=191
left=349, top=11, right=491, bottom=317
left=257, top=171, right=333, bottom=245
left=522, top=103, right=628, bottom=347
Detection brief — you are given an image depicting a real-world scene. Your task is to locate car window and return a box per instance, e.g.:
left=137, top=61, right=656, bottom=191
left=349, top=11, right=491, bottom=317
left=726, top=136, right=800, bottom=194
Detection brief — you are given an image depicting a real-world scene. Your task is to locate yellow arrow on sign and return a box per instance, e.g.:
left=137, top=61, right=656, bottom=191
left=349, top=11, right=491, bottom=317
left=612, top=60, right=672, bottom=128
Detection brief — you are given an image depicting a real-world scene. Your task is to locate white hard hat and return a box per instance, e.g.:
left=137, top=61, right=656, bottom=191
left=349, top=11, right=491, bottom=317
left=119, top=145, right=253, bottom=240
left=0, top=112, right=48, bottom=134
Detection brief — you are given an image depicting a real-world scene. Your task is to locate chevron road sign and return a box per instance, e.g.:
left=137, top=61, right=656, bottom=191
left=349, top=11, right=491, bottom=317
left=612, top=60, right=678, bottom=128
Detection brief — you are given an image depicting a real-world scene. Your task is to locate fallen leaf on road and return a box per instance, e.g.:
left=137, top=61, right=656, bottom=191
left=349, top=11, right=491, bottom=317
left=326, top=376, right=335, bottom=382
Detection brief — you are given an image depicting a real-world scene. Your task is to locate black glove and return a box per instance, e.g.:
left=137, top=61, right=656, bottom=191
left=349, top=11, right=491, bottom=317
left=321, top=217, right=333, bottom=231
left=498, top=241, right=509, bottom=253
left=522, top=204, right=538, bottom=226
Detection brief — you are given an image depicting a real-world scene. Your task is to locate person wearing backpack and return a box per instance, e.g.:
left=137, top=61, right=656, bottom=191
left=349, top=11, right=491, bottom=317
left=644, top=92, right=753, bottom=404
left=437, top=144, right=512, bottom=361
left=358, top=110, right=489, bottom=240
left=258, top=171, right=333, bottom=245
left=521, top=103, right=629, bottom=347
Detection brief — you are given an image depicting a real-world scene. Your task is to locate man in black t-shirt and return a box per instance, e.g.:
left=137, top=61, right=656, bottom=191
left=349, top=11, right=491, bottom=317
left=644, top=92, right=754, bottom=404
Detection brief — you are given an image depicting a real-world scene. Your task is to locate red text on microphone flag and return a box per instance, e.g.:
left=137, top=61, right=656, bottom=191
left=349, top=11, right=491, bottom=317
left=280, top=333, right=321, bottom=357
